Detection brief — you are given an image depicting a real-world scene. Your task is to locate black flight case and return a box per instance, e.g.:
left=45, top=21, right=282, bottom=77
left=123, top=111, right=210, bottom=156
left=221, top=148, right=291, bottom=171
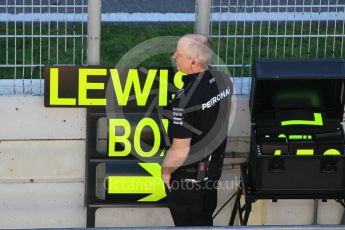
left=248, top=59, right=345, bottom=196
left=230, top=59, right=345, bottom=225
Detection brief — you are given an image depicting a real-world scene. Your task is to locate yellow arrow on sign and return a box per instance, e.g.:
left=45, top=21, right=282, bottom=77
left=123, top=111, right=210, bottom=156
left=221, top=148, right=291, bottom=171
left=108, top=163, right=166, bottom=202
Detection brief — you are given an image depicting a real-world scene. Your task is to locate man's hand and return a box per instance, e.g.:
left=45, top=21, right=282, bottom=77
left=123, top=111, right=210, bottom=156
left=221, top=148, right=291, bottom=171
left=161, top=172, right=171, bottom=190
left=161, top=138, right=191, bottom=190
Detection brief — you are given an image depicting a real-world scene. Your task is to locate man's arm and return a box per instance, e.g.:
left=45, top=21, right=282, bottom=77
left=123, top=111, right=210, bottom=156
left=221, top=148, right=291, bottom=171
left=161, top=138, right=191, bottom=189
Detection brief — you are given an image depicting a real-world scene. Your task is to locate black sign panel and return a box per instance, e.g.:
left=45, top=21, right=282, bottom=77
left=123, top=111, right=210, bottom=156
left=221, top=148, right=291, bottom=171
left=44, top=66, right=184, bottom=110
left=44, top=66, right=186, bottom=205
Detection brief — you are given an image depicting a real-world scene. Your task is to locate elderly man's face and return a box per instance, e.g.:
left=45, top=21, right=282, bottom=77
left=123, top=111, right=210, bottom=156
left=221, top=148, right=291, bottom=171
left=172, top=38, right=193, bottom=74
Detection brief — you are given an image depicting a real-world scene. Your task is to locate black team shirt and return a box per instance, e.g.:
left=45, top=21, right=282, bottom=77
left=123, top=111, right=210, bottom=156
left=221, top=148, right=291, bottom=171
left=168, top=70, right=233, bottom=181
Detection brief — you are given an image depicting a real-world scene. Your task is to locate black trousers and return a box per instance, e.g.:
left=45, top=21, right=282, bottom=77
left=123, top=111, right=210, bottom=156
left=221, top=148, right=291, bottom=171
left=166, top=180, right=218, bottom=226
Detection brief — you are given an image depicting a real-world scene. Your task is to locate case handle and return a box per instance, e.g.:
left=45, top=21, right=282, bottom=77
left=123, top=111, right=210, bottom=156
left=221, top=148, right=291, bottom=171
left=320, top=158, right=337, bottom=173
left=268, top=159, right=284, bottom=173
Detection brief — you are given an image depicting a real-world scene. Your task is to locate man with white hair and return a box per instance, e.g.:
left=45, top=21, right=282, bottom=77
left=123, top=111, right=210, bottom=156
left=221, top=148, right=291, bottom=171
left=161, top=34, right=232, bottom=226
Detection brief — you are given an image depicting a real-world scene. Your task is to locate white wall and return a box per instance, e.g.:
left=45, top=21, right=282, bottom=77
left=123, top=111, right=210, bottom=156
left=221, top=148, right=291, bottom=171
left=0, top=95, right=86, bottom=228
left=0, top=95, right=343, bottom=228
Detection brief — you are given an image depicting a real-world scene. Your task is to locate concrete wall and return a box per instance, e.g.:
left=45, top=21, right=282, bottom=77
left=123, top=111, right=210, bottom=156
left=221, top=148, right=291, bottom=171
left=0, top=95, right=343, bottom=228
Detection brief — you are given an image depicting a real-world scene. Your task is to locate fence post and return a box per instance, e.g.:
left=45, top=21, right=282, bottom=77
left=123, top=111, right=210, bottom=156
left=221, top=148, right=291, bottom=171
left=87, top=0, right=101, bottom=65
left=86, top=0, right=101, bottom=227
left=195, top=0, right=211, bottom=36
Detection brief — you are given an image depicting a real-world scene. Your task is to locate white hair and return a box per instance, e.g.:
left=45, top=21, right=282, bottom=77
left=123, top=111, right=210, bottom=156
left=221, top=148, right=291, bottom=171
left=181, top=34, right=213, bottom=67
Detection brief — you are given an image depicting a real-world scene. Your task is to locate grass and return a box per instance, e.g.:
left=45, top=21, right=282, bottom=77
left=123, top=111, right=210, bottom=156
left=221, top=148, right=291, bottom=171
left=212, top=21, right=345, bottom=76
left=0, top=21, right=344, bottom=79
left=101, top=23, right=194, bottom=67
left=0, top=22, right=194, bottom=79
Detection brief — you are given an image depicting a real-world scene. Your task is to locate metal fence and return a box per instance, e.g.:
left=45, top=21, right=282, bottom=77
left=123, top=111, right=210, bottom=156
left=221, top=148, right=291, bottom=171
left=0, top=0, right=87, bottom=94
left=210, top=0, right=345, bottom=94
left=2, top=1, right=345, bottom=95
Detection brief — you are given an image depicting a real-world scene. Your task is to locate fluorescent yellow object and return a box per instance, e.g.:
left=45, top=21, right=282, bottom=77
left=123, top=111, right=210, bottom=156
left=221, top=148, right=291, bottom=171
left=304, top=135, right=313, bottom=140
left=173, top=71, right=186, bottom=90
left=108, top=163, right=166, bottom=202
left=134, top=118, right=161, bottom=158
left=278, top=134, right=287, bottom=138
left=172, top=71, right=186, bottom=99
left=159, top=69, right=169, bottom=106
left=296, top=149, right=314, bottom=155
left=50, top=68, right=76, bottom=105
left=323, top=149, right=341, bottom=155
left=289, top=135, right=303, bottom=140
left=278, top=134, right=288, bottom=143
left=160, top=119, right=169, bottom=157
left=274, top=150, right=282, bottom=156
left=281, top=113, right=323, bottom=126
left=78, top=68, right=107, bottom=106
left=108, top=118, right=169, bottom=158
left=110, top=69, right=157, bottom=106
left=278, top=134, right=312, bottom=141
left=108, top=119, right=131, bottom=157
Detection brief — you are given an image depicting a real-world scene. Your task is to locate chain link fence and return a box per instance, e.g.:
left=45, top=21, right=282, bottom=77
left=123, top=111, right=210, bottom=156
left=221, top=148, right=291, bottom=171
left=210, top=0, right=345, bottom=94
left=0, top=0, right=87, bottom=94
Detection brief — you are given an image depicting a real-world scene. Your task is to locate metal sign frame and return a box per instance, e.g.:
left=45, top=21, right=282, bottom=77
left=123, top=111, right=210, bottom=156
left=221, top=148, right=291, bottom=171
left=44, top=66, right=183, bottom=227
